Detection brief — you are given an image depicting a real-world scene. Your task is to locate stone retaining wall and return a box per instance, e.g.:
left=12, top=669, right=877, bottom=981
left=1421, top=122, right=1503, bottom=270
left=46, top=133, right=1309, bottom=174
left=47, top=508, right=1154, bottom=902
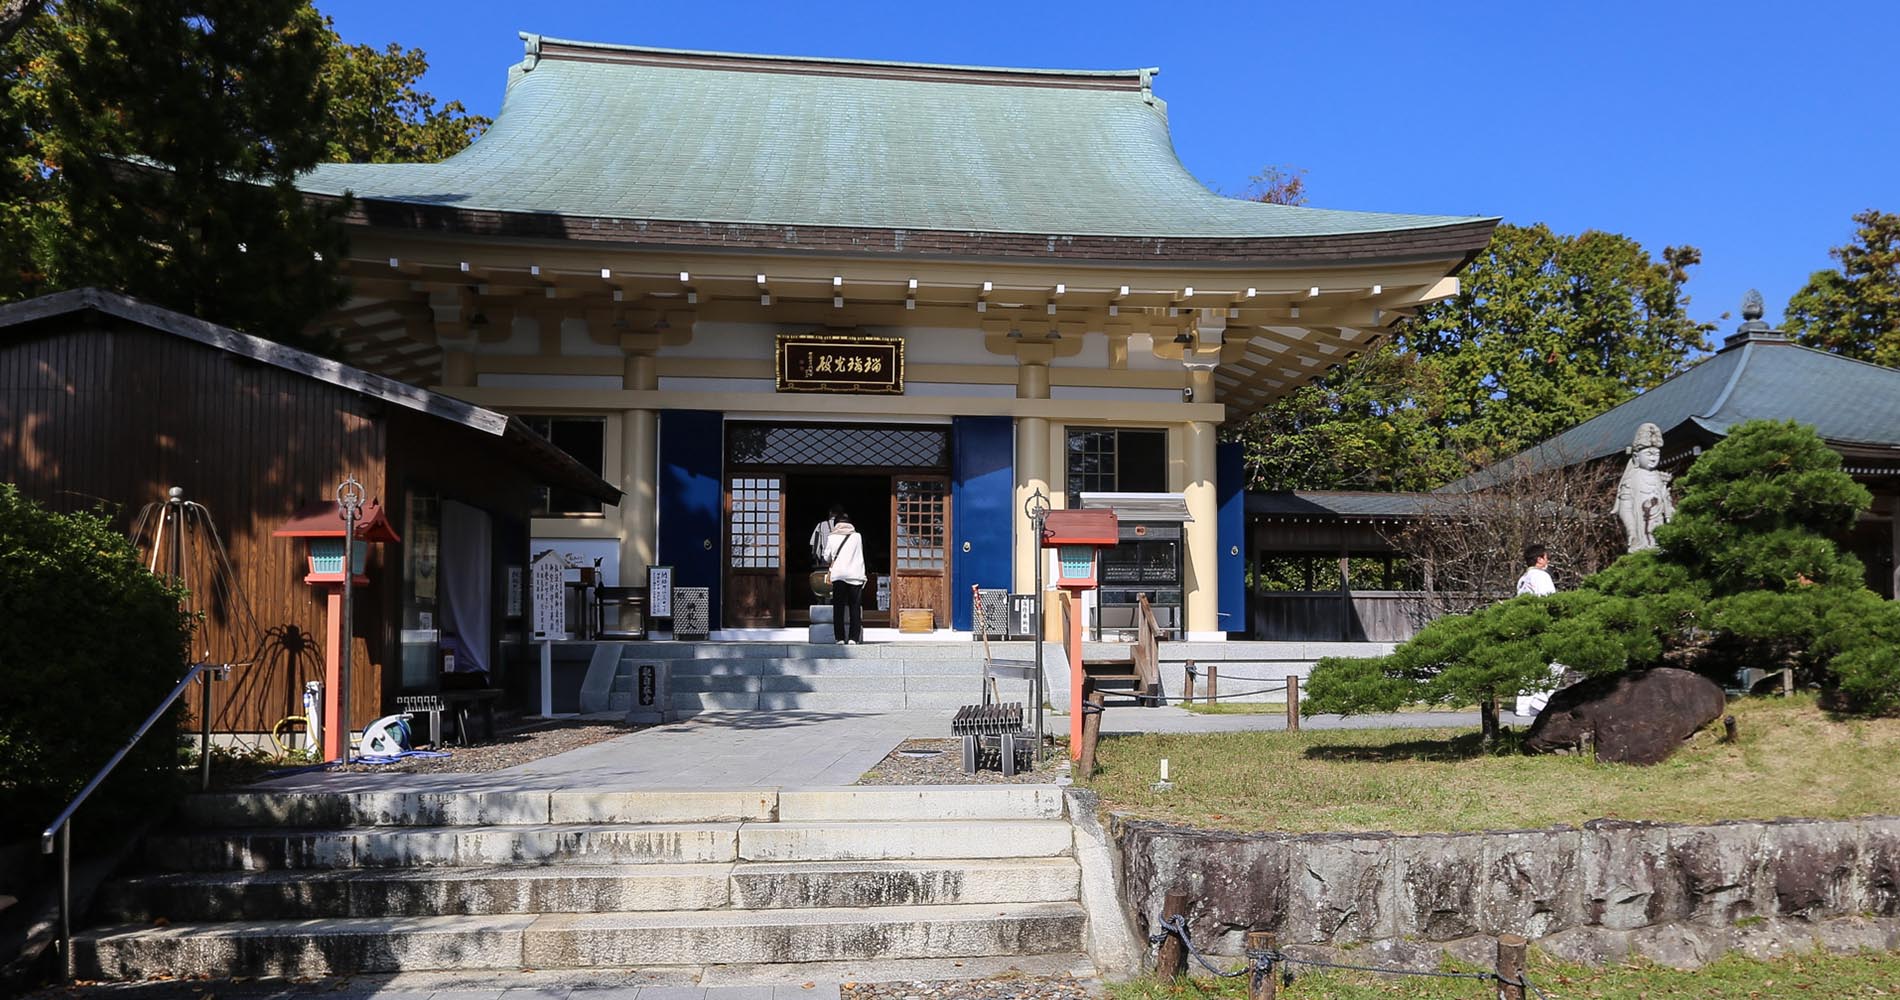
left=1115, top=815, right=1900, bottom=969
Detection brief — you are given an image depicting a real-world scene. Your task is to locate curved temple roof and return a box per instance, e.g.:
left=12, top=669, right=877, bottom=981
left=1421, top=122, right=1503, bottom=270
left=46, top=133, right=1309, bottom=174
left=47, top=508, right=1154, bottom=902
left=1446, top=328, right=1900, bottom=492
left=299, top=35, right=1491, bottom=256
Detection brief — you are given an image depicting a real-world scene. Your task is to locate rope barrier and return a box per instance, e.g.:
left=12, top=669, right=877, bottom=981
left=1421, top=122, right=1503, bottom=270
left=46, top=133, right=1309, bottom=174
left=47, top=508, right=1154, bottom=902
left=1148, top=912, right=1558, bottom=998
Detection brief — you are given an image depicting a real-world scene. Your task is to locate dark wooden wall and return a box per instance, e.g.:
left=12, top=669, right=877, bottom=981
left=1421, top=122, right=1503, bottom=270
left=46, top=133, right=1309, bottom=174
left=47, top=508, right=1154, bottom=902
left=1, top=319, right=391, bottom=733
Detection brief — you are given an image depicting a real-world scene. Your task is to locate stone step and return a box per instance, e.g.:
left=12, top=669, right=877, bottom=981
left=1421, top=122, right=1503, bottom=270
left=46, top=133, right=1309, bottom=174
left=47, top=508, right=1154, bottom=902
left=738, top=819, right=1073, bottom=862
left=659, top=658, right=986, bottom=677
left=145, top=823, right=743, bottom=871
left=181, top=789, right=777, bottom=828
left=730, top=857, right=1079, bottom=909
left=608, top=643, right=1009, bottom=661
left=776, top=786, right=1065, bottom=822
left=99, top=864, right=733, bottom=921
left=100, top=856, right=1080, bottom=921
left=670, top=691, right=977, bottom=712
left=75, top=901, right=1088, bottom=979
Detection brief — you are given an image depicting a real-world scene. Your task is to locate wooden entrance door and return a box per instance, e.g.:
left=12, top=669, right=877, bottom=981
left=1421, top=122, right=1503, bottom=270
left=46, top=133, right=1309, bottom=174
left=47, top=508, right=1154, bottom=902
left=725, top=475, right=785, bottom=627
left=891, top=477, right=951, bottom=626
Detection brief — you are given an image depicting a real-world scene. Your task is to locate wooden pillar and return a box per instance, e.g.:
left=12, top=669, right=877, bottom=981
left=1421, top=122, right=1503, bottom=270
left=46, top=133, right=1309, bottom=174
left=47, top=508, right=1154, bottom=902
left=1495, top=933, right=1528, bottom=1000
left=1156, top=889, right=1189, bottom=980
left=1338, top=541, right=1352, bottom=641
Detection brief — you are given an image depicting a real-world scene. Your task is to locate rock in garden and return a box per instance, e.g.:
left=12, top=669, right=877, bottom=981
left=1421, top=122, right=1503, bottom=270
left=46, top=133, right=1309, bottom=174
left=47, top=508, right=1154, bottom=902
left=1524, top=667, right=1726, bottom=765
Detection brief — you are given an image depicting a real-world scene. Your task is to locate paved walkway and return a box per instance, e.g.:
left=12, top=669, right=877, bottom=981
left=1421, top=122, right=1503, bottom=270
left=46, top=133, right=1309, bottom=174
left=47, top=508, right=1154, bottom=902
left=257, top=711, right=953, bottom=792
left=252, top=703, right=1529, bottom=794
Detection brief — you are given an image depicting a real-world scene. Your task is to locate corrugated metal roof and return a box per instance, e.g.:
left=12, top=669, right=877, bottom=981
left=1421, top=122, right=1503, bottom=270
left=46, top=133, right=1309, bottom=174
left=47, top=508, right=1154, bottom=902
left=1445, top=330, right=1900, bottom=492
left=0, top=288, right=621, bottom=504
left=297, top=35, right=1486, bottom=241
left=1078, top=492, right=1192, bottom=522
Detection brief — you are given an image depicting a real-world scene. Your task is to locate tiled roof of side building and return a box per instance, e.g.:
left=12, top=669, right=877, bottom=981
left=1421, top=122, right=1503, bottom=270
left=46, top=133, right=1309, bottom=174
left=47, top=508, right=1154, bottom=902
left=297, top=35, right=1495, bottom=256
left=1247, top=491, right=1437, bottom=519
left=1444, top=331, right=1900, bottom=493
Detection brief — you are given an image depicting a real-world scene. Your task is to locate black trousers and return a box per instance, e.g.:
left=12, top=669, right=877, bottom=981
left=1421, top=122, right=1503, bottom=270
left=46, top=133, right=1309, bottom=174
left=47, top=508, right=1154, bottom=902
left=831, top=581, right=864, bottom=642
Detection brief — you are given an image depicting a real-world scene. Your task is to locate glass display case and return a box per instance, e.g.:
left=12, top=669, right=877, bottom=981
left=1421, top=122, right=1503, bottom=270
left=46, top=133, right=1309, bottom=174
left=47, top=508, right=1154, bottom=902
left=1095, top=523, right=1183, bottom=639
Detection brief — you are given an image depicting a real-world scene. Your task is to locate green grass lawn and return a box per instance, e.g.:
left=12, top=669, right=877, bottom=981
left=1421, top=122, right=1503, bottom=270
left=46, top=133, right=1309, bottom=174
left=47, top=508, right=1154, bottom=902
left=1109, top=949, right=1900, bottom=998
left=1086, top=695, right=1900, bottom=833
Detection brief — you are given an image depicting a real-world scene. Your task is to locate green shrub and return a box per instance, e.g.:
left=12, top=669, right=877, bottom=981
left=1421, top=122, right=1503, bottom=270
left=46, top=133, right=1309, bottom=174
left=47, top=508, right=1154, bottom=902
left=1306, top=421, right=1900, bottom=718
left=0, top=485, right=194, bottom=842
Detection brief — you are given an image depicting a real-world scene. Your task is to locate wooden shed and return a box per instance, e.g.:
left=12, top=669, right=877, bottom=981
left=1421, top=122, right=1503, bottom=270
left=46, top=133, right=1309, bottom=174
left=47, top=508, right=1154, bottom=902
left=0, top=288, right=618, bottom=737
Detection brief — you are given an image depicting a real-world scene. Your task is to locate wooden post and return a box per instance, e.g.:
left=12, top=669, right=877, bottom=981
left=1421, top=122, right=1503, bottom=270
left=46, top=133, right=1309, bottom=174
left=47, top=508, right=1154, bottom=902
left=1078, top=687, right=1106, bottom=779
left=1286, top=675, right=1300, bottom=732
left=1156, top=889, right=1189, bottom=981
left=1183, top=659, right=1196, bottom=704
left=1495, top=933, right=1528, bottom=1000
left=1208, top=664, right=1219, bottom=704
left=1244, top=931, right=1278, bottom=1000
left=1781, top=667, right=1794, bottom=697
left=1480, top=697, right=1499, bottom=748
left=1723, top=714, right=1739, bottom=743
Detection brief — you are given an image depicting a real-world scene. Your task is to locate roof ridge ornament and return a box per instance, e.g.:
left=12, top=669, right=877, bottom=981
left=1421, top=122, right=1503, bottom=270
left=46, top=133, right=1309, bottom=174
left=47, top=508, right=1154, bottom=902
left=520, top=32, right=542, bottom=72
left=1722, top=287, right=1788, bottom=350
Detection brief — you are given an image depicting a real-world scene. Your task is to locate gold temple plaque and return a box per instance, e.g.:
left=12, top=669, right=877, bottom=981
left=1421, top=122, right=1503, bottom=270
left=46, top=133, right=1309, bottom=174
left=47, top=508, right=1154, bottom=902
left=776, top=333, right=904, bottom=395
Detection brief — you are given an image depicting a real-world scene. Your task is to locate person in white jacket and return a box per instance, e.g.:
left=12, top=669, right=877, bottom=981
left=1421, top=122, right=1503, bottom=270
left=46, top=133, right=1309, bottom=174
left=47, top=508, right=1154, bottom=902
left=824, top=513, right=868, bottom=644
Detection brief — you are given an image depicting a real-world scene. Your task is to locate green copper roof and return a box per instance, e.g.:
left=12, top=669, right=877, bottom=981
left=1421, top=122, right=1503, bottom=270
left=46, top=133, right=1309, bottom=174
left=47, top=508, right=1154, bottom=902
left=1446, top=329, right=1900, bottom=492
left=298, top=36, right=1487, bottom=241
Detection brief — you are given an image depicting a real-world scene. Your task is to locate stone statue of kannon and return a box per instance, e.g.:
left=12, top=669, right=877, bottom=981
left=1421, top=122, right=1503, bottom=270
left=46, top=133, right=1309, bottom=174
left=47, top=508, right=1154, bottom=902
left=1614, top=422, right=1675, bottom=552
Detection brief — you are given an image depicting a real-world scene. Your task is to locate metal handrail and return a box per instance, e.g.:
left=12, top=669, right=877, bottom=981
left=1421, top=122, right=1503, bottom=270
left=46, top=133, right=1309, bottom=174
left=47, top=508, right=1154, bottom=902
left=40, top=659, right=223, bottom=981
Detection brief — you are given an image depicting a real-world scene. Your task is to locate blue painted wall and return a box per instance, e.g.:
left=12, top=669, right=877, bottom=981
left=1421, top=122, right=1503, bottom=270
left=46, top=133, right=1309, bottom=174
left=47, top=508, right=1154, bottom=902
left=951, top=415, right=1015, bottom=630
left=659, top=410, right=723, bottom=629
left=1217, top=441, right=1246, bottom=635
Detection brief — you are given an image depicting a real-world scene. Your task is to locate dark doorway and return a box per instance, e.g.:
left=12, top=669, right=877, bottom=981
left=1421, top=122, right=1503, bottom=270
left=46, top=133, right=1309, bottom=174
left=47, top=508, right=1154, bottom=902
left=786, top=473, right=891, bottom=623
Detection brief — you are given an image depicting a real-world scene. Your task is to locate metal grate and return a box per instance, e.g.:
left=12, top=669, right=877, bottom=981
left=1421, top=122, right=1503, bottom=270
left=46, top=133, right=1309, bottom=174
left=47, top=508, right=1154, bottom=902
left=729, top=424, right=948, bottom=469
left=952, top=702, right=1026, bottom=736
left=673, top=586, right=710, bottom=640
left=974, top=587, right=1009, bottom=639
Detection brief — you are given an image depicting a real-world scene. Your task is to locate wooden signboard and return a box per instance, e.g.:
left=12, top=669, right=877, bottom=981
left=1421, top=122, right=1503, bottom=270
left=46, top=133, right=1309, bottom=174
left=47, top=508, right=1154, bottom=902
left=776, top=334, right=904, bottom=394
left=530, top=551, right=567, bottom=640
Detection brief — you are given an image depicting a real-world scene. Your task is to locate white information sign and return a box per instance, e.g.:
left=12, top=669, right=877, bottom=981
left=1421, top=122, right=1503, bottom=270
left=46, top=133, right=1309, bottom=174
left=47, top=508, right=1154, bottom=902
left=530, top=551, right=567, bottom=640
left=647, top=565, right=674, bottom=619
left=875, top=576, right=891, bottom=612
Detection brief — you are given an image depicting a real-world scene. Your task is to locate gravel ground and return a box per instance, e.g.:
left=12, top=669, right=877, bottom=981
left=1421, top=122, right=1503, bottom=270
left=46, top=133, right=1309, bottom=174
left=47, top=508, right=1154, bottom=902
left=331, top=718, right=638, bottom=775
left=855, top=738, right=1071, bottom=785
left=843, top=974, right=1097, bottom=1000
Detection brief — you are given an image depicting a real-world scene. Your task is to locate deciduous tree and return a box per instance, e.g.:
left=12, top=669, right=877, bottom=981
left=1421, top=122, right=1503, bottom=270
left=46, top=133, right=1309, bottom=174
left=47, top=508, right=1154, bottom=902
left=1784, top=209, right=1900, bottom=367
left=319, top=21, right=491, bottom=164
left=1232, top=223, right=1713, bottom=491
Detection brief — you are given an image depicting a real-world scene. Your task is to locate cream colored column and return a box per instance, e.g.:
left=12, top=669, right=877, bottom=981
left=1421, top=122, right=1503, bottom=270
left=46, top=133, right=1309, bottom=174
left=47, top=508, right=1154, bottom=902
left=619, top=338, right=659, bottom=586
left=1012, top=346, right=1053, bottom=594
left=1183, top=417, right=1220, bottom=635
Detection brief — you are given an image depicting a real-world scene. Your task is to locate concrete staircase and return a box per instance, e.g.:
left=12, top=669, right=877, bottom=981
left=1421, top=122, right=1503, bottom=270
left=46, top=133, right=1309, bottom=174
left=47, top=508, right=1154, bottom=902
left=76, top=786, right=1088, bottom=980
left=608, top=642, right=1043, bottom=716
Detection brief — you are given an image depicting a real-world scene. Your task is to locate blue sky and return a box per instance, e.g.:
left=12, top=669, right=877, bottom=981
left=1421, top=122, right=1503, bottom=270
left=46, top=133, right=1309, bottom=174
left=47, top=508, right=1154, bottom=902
left=320, top=0, right=1898, bottom=336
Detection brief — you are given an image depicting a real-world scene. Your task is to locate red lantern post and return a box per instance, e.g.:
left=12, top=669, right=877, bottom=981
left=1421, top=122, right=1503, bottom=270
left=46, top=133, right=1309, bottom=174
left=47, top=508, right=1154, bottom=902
left=273, top=494, right=400, bottom=762
left=1040, top=508, right=1117, bottom=759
